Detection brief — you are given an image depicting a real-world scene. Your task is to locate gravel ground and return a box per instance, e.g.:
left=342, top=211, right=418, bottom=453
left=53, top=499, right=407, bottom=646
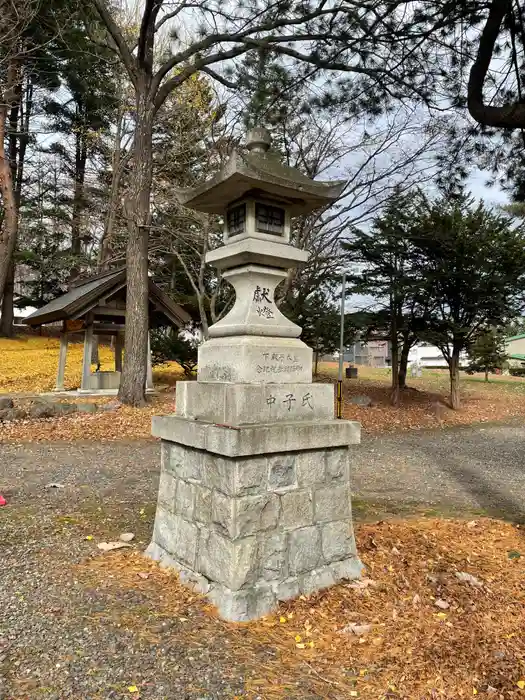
left=351, top=421, right=525, bottom=522
left=1, top=423, right=524, bottom=699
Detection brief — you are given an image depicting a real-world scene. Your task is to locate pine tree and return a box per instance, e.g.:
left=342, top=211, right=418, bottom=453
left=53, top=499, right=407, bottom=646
left=467, top=329, right=508, bottom=382
left=344, top=189, right=430, bottom=405
left=42, top=11, right=119, bottom=282
left=410, top=193, right=525, bottom=408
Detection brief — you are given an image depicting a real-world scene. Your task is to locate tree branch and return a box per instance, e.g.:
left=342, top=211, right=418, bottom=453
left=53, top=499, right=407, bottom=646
left=138, top=0, right=164, bottom=73
left=200, top=66, right=237, bottom=89
left=150, top=5, right=342, bottom=97
left=153, top=45, right=247, bottom=110
left=467, top=0, right=525, bottom=128
left=92, top=0, right=139, bottom=87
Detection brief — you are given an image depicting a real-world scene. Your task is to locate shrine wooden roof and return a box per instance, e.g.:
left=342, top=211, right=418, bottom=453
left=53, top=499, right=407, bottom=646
left=24, top=268, right=191, bottom=328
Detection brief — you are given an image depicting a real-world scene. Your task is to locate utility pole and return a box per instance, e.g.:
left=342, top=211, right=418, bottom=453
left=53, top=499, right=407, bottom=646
left=337, top=273, right=346, bottom=419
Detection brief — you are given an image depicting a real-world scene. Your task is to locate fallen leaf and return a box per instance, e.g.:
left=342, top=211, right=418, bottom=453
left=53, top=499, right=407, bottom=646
left=341, top=623, right=372, bottom=636
left=456, top=571, right=483, bottom=588
left=137, top=572, right=149, bottom=580
left=467, top=520, right=477, bottom=528
left=435, top=612, right=448, bottom=620
left=508, top=550, right=521, bottom=560
left=85, top=535, right=93, bottom=541
left=295, top=635, right=302, bottom=642
left=128, top=686, right=139, bottom=694
left=119, top=532, right=135, bottom=543
left=296, top=643, right=306, bottom=649
left=279, top=616, right=287, bottom=623
left=412, top=593, right=421, bottom=606
left=348, top=578, right=377, bottom=590
left=517, top=680, right=525, bottom=690
left=97, top=541, right=133, bottom=552
left=45, top=482, right=65, bottom=489
left=434, top=599, right=450, bottom=610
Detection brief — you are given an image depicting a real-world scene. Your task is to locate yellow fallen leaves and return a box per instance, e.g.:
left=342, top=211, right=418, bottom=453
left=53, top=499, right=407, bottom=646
left=127, top=685, right=139, bottom=693
left=0, top=336, right=114, bottom=393
left=75, top=518, right=525, bottom=700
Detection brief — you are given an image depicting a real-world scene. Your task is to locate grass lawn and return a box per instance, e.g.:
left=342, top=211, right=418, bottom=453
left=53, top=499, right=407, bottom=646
left=1, top=335, right=525, bottom=442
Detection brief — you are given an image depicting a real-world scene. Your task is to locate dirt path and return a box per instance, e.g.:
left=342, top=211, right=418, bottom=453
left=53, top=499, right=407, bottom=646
left=350, top=421, right=525, bottom=522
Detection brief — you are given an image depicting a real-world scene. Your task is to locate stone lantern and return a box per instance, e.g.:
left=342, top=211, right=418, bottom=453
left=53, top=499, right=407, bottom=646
left=147, top=127, right=362, bottom=621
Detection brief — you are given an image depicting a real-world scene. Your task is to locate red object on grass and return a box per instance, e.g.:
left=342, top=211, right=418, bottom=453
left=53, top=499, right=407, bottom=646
left=0, top=494, right=6, bottom=506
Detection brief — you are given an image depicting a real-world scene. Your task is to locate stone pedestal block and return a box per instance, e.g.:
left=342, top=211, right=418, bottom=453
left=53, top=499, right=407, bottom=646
left=176, top=381, right=335, bottom=424
left=197, top=335, right=313, bottom=384
left=147, top=417, right=362, bottom=621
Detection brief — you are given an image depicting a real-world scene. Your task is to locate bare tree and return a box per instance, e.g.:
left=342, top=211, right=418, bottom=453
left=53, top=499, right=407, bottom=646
left=0, top=0, right=41, bottom=313
left=90, top=0, right=460, bottom=405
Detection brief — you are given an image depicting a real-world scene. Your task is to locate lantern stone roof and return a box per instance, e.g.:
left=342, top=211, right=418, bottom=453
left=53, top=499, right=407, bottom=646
left=178, top=127, right=346, bottom=216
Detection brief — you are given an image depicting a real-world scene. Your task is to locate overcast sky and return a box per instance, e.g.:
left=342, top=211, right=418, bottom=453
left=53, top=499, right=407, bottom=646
left=468, top=169, right=508, bottom=207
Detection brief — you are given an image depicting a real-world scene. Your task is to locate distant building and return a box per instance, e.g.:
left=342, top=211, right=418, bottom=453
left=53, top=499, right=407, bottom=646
left=408, top=343, right=468, bottom=368
left=341, top=339, right=391, bottom=368
left=506, top=333, right=525, bottom=366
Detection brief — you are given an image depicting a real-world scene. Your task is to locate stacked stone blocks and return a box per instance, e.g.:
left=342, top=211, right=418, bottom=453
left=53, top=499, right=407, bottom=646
left=148, top=439, right=361, bottom=620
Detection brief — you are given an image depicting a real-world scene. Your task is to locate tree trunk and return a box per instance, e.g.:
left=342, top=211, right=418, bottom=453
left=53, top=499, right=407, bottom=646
left=69, top=125, right=87, bottom=283
left=118, top=98, right=154, bottom=406
left=449, top=349, right=461, bottom=410
left=1, top=95, right=19, bottom=338
left=484, top=368, right=489, bottom=382
left=398, top=336, right=410, bottom=389
left=0, top=150, right=19, bottom=308
left=99, top=98, right=126, bottom=269
left=390, top=337, right=399, bottom=406
left=314, top=347, right=319, bottom=376
left=0, top=262, right=15, bottom=337
left=0, top=61, right=20, bottom=307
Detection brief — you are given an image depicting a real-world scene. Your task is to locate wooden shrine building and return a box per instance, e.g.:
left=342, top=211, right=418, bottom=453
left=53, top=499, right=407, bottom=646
left=24, top=268, right=191, bottom=393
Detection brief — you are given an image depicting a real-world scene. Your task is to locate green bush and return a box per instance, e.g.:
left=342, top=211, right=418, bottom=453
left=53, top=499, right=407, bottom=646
left=150, top=328, right=198, bottom=377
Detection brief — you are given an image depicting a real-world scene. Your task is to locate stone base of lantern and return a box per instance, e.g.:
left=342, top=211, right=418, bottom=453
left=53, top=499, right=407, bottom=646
left=197, top=335, right=313, bottom=384
left=175, top=381, right=336, bottom=424
left=146, top=416, right=362, bottom=621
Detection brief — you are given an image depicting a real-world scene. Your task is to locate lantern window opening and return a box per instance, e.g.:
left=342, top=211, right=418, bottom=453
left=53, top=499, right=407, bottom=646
left=226, top=202, right=246, bottom=236
left=255, top=202, right=285, bottom=236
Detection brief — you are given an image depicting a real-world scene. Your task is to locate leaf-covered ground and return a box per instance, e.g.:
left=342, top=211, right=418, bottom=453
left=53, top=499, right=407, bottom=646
left=2, top=442, right=524, bottom=700
left=34, top=515, right=525, bottom=698
left=86, top=517, right=524, bottom=699
left=2, top=336, right=525, bottom=442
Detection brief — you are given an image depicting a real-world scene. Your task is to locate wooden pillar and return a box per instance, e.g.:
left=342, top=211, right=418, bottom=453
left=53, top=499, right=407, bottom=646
left=55, top=331, right=68, bottom=391
left=146, top=331, right=154, bottom=390
left=115, top=332, right=123, bottom=373
left=81, top=321, right=94, bottom=391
